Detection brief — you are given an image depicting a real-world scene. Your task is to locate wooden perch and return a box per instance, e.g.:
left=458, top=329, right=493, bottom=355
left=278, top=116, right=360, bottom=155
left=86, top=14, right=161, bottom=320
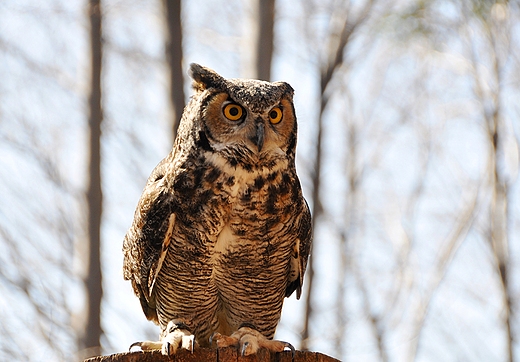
left=84, top=347, right=340, bottom=362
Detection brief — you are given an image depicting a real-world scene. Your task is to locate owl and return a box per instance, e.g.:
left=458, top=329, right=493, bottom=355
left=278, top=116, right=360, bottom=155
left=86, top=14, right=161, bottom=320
left=123, top=63, right=312, bottom=356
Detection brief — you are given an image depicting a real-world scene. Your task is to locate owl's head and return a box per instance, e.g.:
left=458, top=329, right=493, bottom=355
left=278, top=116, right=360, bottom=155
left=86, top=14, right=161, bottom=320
left=183, top=63, right=298, bottom=167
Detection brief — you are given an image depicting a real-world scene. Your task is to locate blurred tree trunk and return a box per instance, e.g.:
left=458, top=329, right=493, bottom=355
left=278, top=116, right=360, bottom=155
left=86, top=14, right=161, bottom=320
left=164, top=0, right=185, bottom=140
left=488, top=20, right=514, bottom=362
left=463, top=2, right=514, bottom=359
left=490, top=108, right=513, bottom=362
left=487, top=30, right=513, bottom=362
left=252, top=0, right=275, bottom=81
left=80, top=0, right=104, bottom=357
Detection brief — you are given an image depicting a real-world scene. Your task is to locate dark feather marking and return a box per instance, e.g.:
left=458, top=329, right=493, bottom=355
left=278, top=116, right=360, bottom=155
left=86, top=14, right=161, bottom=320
left=292, top=181, right=303, bottom=203
left=267, top=172, right=277, bottom=182
left=265, top=185, right=278, bottom=214
left=243, top=163, right=253, bottom=172
left=279, top=173, right=291, bottom=195
left=205, top=167, right=221, bottom=183
left=142, top=192, right=173, bottom=250
left=226, top=176, right=235, bottom=186
left=198, top=189, right=214, bottom=207
left=253, top=176, right=265, bottom=190
left=197, top=130, right=213, bottom=151
left=228, top=156, right=239, bottom=167
left=241, top=188, right=251, bottom=203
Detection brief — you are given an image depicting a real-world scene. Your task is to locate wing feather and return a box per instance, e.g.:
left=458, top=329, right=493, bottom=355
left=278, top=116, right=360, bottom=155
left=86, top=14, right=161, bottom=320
left=122, top=158, right=175, bottom=323
left=285, top=199, right=312, bottom=299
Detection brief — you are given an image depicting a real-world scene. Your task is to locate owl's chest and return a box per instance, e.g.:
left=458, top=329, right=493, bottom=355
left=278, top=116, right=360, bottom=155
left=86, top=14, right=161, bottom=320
left=202, top=167, right=278, bottom=236
left=167, top=163, right=299, bottom=301
left=218, top=170, right=297, bottom=256
left=172, top=152, right=297, bottom=248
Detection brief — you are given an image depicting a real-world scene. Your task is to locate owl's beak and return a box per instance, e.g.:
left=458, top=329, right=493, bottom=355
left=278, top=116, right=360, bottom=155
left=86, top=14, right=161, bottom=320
left=251, top=122, right=265, bottom=153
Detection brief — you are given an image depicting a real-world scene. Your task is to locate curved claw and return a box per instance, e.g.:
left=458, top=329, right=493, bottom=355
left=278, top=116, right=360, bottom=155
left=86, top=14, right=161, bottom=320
left=241, top=341, right=250, bottom=356
left=129, top=341, right=142, bottom=352
left=129, top=340, right=165, bottom=352
left=209, top=332, right=220, bottom=346
left=283, top=341, right=296, bottom=357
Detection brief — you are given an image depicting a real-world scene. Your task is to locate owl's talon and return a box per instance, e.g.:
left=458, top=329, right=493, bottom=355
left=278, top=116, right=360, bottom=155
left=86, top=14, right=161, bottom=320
left=162, top=327, right=197, bottom=355
left=129, top=322, right=196, bottom=355
left=213, top=326, right=295, bottom=356
left=154, top=320, right=198, bottom=355
left=211, top=331, right=239, bottom=348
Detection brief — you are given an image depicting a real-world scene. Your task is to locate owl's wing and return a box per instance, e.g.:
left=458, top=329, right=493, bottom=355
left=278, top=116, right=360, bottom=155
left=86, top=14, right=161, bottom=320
left=286, top=199, right=312, bottom=299
left=123, top=157, right=175, bottom=323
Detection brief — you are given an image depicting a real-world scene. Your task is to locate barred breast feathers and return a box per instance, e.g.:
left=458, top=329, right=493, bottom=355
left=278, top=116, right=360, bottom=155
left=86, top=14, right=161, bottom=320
left=205, top=150, right=289, bottom=189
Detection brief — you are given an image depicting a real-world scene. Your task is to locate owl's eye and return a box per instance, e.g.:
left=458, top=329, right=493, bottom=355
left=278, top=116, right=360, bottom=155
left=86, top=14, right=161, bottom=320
left=223, top=103, right=244, bottom=121
left=269, top=107, right=283, bottom=124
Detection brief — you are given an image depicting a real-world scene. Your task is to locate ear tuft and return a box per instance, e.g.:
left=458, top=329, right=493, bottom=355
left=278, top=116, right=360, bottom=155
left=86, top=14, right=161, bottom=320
left=189, top=63, right=226, bottom=91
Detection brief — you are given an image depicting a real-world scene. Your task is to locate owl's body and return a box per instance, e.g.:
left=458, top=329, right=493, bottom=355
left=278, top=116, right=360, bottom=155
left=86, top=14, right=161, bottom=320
left=123, top=64, right=311, bottom=353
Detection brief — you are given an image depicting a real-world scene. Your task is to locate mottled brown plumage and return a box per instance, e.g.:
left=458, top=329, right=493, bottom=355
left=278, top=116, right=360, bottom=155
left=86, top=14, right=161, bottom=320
left=123, top=63, right=312, bottom=355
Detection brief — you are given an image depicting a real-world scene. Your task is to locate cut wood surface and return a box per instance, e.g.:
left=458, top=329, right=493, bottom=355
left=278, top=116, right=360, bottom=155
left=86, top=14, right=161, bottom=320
left=84, top=347, right=341, bottom=362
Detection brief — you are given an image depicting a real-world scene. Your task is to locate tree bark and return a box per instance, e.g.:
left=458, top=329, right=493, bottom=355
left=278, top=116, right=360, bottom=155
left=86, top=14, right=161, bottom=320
left=80, top=0, right=104, bottom=357
left=84, top=348, right=340, bottom=362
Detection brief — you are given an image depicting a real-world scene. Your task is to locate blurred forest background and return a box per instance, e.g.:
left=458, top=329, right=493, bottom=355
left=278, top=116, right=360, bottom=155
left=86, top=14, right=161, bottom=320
left=1, top=0, right=520, bottom=361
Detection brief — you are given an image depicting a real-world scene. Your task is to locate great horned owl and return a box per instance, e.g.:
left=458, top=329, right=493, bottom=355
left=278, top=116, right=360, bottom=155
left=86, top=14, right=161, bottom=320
left=123, top=63, right=312, bottom=356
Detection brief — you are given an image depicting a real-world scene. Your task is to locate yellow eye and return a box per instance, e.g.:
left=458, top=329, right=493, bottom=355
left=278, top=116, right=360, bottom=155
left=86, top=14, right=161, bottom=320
left=223, top=103, right=244, bottom=121
left=269, top=107, right=283, bottom=124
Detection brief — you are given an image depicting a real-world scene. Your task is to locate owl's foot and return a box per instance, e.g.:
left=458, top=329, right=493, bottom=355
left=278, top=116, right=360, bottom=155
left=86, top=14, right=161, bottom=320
left=129, top=321, right=196, bottom=355
left=210, top=325, right=294, bottom=356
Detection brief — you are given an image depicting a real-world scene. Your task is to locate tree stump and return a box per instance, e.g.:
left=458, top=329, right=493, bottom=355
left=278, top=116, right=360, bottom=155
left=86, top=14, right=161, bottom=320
left=84, top=347, right=340, bottom=362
